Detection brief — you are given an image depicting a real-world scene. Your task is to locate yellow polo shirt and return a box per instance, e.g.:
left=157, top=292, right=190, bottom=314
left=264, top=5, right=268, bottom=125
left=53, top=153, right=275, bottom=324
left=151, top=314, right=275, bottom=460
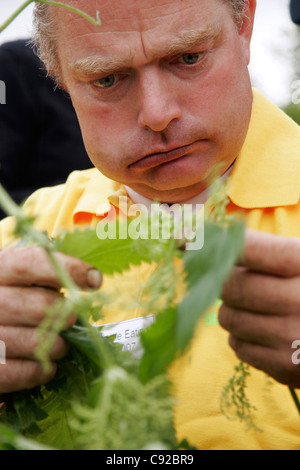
left=1, top=89, right=300, bottom=450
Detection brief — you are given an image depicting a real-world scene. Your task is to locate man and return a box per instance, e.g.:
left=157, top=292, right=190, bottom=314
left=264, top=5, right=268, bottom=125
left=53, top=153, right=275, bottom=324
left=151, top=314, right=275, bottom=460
left=0, top=0, right=300, bottom=449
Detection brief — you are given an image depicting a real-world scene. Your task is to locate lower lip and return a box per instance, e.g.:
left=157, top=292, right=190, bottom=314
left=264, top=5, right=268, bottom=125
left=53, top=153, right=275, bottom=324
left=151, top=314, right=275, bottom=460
left=130, top=141, right=206, bottom=170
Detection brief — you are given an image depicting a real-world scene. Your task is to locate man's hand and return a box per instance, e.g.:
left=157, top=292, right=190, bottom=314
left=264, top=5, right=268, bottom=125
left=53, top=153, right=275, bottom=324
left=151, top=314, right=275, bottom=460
left=0, top=246, right=102, bottom=394
left=219, top=229, right=300, bottom=389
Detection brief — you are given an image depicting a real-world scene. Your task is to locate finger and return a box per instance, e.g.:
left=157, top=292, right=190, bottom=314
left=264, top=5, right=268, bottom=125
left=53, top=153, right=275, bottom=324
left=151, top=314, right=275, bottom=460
left=0, top=359, right=57, bottom=394
left=0, top=246, right=102, bottom=290
left=228, top=335, right=300, bottom=388
left=218, top=304, right=292, bottom=349
left=239, top=230, right=300, bottom=277
left=0, top=326, right=69, bottom=360
left=229, top=334, right=274, bottom=372
left=0, top=286, right=69, bottom=327
left=222, top=267, right=300, bottom=316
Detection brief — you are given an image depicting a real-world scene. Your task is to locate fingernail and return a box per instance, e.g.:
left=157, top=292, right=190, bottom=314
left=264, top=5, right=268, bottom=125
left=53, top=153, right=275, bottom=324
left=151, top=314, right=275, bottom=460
left=87, top=269, right=102, bottom=289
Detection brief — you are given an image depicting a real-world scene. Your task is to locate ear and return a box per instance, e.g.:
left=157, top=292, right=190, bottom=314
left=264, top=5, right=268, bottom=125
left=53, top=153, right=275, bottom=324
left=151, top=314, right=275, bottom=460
left=238, top=0, right=257, bottom=65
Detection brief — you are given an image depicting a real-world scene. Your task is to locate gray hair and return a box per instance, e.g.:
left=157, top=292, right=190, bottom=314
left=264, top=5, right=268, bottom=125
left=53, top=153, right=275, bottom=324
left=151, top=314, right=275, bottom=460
left=32, top=0, right=249, bottom=83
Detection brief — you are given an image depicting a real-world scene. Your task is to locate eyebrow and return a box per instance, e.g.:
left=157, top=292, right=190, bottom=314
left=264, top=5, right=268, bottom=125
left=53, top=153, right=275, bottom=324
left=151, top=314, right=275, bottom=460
left=69, top=25, right=222, bottom=77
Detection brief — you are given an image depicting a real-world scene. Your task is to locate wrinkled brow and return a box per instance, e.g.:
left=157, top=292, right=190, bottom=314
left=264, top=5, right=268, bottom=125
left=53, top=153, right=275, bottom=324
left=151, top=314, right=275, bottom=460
left=69, top=25, right=222, bottom=76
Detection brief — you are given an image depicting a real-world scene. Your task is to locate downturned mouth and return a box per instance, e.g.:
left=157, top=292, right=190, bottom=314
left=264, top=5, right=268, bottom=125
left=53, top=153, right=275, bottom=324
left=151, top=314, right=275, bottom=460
left=129, top=141, right=203, bottom=170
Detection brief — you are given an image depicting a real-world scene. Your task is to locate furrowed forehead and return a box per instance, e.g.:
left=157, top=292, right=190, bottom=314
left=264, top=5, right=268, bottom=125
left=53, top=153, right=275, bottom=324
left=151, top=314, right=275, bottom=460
left=68, top=24, right=223, bottom=77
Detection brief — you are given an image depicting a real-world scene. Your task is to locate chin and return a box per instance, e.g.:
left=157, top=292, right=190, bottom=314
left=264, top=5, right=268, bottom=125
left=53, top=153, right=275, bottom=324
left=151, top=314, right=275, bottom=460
left=129, top=180, right=209, bottom=204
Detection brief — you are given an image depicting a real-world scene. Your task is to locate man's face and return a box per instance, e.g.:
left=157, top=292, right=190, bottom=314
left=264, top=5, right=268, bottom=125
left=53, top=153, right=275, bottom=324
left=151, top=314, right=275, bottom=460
left=56, top=0, right=255, bottom=203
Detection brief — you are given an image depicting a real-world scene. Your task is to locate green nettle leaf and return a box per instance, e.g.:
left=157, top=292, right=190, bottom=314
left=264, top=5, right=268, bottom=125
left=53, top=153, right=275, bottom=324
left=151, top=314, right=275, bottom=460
left=62, top=325, right=106, bottom=373
left=53, top=223, right=173, bottom=275
left=139, top=307, right=178, bottom=383
left=139, top=221, right=245, bottom=382
left=0, top=424, right=53, bottom=450
left=177, top=222, right=245, bottom=352
left=2, top=391, right=48, bottom=433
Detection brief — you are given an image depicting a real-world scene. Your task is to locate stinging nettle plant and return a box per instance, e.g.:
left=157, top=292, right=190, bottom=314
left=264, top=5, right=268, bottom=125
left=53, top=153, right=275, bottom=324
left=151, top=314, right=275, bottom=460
left=0, top=179, right=247, bottom=450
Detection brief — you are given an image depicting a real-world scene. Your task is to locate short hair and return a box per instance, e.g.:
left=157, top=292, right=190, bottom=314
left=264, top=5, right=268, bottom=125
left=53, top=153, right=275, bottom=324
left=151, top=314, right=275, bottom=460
left=32, top=0, right=249, bottom=83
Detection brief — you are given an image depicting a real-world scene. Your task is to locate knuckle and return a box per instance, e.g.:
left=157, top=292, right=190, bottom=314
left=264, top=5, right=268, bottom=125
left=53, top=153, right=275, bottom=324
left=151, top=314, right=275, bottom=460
left=0, top=246, right=51, bottom=287
left=229, top=336, right=245, bottom=362
left=55, top=253, right=88, bottom=284
left=0, top=326, right=40, bottom=359
left=281, top=316, right=300, bottom=348
left=31, top=288, right=62, bottom=322
left=56, top=252, right=85, bottom=271
left=0, top=286, right=12, bottom=312
left=0, top=360, right=57, bottom=393
left=0, top=286, right=61, bottom=327
left=50, top=336, right=68, bottom=360
left=12, top=246, right=42, bottom=277
left=228, top=334, right=240, bottom=354
left=25, top=361, right=57, bottom=389
left=56, top=253, right=101, bottom=289
left=221, top=277, right=233, bottom=302
left=222, top=267, right=246, bottom=306
left=219, top=305, right=235, bottom=332
left=288, top=279, right=300, bottom=313
left=228, top=335, right=253, bottom=366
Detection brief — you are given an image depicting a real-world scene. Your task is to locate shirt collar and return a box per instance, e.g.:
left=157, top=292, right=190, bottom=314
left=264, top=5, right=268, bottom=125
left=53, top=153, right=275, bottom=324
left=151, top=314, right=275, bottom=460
left=73, top=88, right=300, bottom=222
left=227, top=88, right=300, bottom=208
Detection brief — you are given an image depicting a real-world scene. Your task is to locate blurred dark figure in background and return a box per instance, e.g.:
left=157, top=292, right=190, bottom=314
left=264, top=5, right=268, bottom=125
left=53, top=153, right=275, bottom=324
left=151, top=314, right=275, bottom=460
left=0, top=39, right=93, bottom=219
left=290, top=0, right=300, bottom=24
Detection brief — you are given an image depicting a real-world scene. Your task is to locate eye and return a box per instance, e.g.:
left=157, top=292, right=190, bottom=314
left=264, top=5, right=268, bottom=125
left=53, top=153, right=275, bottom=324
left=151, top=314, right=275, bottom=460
left=180, top=53, right=203, bottom=65
left=94, top=74, right=116, bottom=88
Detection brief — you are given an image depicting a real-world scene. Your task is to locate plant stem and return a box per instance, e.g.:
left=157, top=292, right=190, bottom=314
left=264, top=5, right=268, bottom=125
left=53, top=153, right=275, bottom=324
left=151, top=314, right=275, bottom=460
left=0, top=0, right=33, bottom=33
left=0, top=0, right=101, bottom=34
left=0, top=184, right=27, bottom=219
left=34, top=0, right=101, bottom=26
left=289, top=387, right=300, bottom=417
left=0, top=184, right=52, bottom=248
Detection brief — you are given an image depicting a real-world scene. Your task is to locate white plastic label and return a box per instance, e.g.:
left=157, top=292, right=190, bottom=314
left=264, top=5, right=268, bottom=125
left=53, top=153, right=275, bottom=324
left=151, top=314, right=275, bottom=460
left=98, top=315, right=155, bottom=357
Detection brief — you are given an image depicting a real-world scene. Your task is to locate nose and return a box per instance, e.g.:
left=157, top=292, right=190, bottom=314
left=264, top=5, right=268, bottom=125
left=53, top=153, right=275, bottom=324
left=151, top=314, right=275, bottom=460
left=137, top=67, right=182, bottom=132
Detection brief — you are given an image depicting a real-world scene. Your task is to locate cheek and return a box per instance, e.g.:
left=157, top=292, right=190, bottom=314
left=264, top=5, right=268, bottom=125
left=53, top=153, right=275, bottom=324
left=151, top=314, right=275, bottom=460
left=191, top=46, right=251, bottom=141
left=190, top=50, right=249, bottom=116
left=74, top=101, right=127, bottom=158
